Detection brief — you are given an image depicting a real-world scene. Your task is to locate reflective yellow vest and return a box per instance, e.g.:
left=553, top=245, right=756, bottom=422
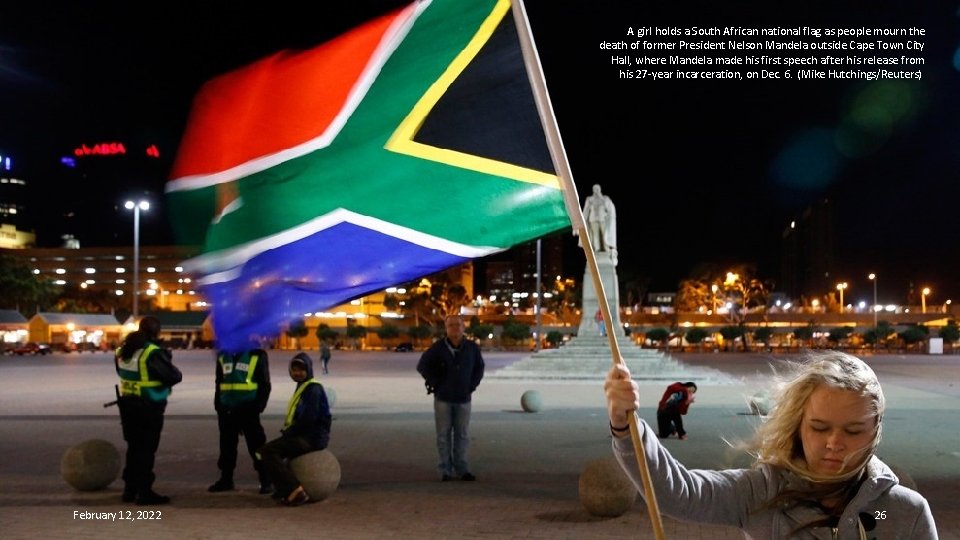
left=116, top=343, right=171, bottom=402
left=217, top=351, right=260, bottom=408
left=283, top=378, right=321, bottom=430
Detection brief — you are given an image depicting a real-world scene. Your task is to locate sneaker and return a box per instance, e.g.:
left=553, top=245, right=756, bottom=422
left=207, top=478, right=235, bottom=492
left=678, top=434, right=688, bottom=440
left=136, top=490, right=171, bottom=506
left=460, top=473, right=477, bottom=482
left=282, top=485, right=310, bottom=507
left=258, top=482, right=274, bottom=495
left=441, top=474, right=454, bottom=482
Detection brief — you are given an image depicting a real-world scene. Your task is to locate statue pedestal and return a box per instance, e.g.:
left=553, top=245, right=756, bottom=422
left=492, top=249, right=733, bottom=384
left=579, top=251, right=622, bottom=337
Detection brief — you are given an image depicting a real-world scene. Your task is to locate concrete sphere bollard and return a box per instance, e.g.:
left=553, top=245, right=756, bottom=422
left=324, top=386, right=336, bottom=408
left=520, top=390, right=542, bottom=413
left=578, top=456, right=637, bottom=517
left=290, top=449, right=341, bottom=501
left=61, top=439, right=121, bottom=491
left=749, top=392, right=774, bottom=416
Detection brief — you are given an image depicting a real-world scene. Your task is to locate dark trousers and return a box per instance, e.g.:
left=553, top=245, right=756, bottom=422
left=656, top=406, right=685, bottom=437
left=118, top=397, right=166, bottom=495
left=216, top=408, right=267, bottom=480
left=258, top=435, right=315, bottom=498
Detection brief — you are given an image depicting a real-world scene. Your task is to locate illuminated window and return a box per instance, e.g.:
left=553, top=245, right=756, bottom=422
left=116, top=267, right=125, bottom=273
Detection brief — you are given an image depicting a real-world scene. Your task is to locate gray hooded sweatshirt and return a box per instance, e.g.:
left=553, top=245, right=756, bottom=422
left=613, top=419, right=937, bottom=539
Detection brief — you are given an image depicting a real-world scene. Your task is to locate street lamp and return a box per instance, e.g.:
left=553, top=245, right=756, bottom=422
left=921, top=287, right=931, bottom=314
left=868, top=273, right=878, bottom=330
left=835, top=282, right=847, bottom=313
left=124, top=200, right=150, bottom=320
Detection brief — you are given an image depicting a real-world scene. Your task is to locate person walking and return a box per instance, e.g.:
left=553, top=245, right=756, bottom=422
left=114, top=316, right=182, bottom=505
left=656, top=381, right=697, bottom=439
left=416, top=314, right=485, bottom=482
left=320, top=342, right=331, bottom=374
left=258, top=352, right=332, bottom=506
left=208, top=347, right=273, bottom=494
left=604, top=351, right=937, bottom=538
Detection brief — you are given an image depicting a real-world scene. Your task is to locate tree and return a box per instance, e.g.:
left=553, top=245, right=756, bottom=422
left=501, top=317, right=531, bottom=345
left=793, top=326, right=814, bottom=347
left=675, top=279, right=711, bottom=313
left=285, top=318, right=309, bottom=349
left=467, top=322, right=494, bottom=341
left=0, top=255, right=56, bottom=312
left=684, top=327, right=709, bottom=350
left=645, top=327, right=670, bottom=347
left=376, top=324, right=401, bottom=341
left=899, top=326, right=927, bottom=349
left=753, top=327, right=773, bottom=348
left=346, top=324, right=368, bottom=349
left=719, top=325, right=745, bottom=351
left=542, top=283, right=580, bottom=326
left=862, top=328, right=881, bottom=345
left=827, top=326, right=853, bottom=346
left=545, top=330, right=564, bottom=348
left=939, top=321, right=959, bottom=343
left=315, top=323, right=339, bottom=343
left=407, top=324, right=433, bottom=346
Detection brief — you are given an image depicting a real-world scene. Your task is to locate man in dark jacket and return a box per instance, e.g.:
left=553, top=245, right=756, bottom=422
left=258, top=352, right=332, bottom=506
left=416, top=314, right=484, bottom=482
left=656, top=381, right=697, bottom=439
left=114, top=316, right=182, bottom=505
left=208, top=347, right=272, bottom=494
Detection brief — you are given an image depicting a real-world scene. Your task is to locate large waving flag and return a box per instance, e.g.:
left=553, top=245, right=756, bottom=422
left=166, top=0, right=571, bottom=352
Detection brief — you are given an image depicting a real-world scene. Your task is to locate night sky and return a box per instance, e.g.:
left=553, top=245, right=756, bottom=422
left=1, top=0, right=958, bottom=303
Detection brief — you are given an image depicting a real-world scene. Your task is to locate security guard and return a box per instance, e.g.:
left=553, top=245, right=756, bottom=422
left=208, top=347, right=272, bottom=494
left=115, top=316, right=182, bottom=505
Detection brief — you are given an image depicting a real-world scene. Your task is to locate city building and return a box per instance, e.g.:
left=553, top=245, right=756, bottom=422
left=0, top=154, right=37, bottom=248
left=780, top=197, right=836, bottom=300
left=1, top=245, right=203, bottom=312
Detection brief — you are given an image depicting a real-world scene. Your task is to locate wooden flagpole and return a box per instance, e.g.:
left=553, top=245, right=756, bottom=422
left=510, top=1, right=665, bottom=538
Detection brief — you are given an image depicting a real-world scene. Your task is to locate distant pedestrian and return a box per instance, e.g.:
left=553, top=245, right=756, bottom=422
left=208, top=347, right=272, bottom=495
left=595, top=308, right=606, bottom=337
left=320, top=342, right=331, bottom=374
left=656, top=381, right=697, bottom=439
left=258, top=352, right=332, bottom=506
left=416, top=314, right=484, bottom=481
left=114, top=316, right=182, bottom=505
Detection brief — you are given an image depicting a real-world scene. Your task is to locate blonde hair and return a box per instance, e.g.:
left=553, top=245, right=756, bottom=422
left=752, top=351, right=885, bottom=483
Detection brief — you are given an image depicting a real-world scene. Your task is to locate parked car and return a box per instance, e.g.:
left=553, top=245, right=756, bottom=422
left=394, top=342, right=414, bottom=352
left=12, top=342, right=52, bottom=355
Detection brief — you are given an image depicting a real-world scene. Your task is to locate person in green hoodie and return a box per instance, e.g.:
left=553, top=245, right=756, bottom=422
left=258, top=352, right=331, bottom=506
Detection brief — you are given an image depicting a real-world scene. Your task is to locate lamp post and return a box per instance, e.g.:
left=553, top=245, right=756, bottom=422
left=124, top=200, right=150, bottom=321
left=835, top=282, right=847, bottom=313
left=921, top=287, right=930, bottom=314
left=868, top=273, right=877, bottom=331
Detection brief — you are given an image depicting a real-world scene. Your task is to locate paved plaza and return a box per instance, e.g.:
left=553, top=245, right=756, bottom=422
left=0, top=349, right=957, bottom=539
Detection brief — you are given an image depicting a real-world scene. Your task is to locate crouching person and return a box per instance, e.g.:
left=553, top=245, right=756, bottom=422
left=258, top=352, right=332, bottom=506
